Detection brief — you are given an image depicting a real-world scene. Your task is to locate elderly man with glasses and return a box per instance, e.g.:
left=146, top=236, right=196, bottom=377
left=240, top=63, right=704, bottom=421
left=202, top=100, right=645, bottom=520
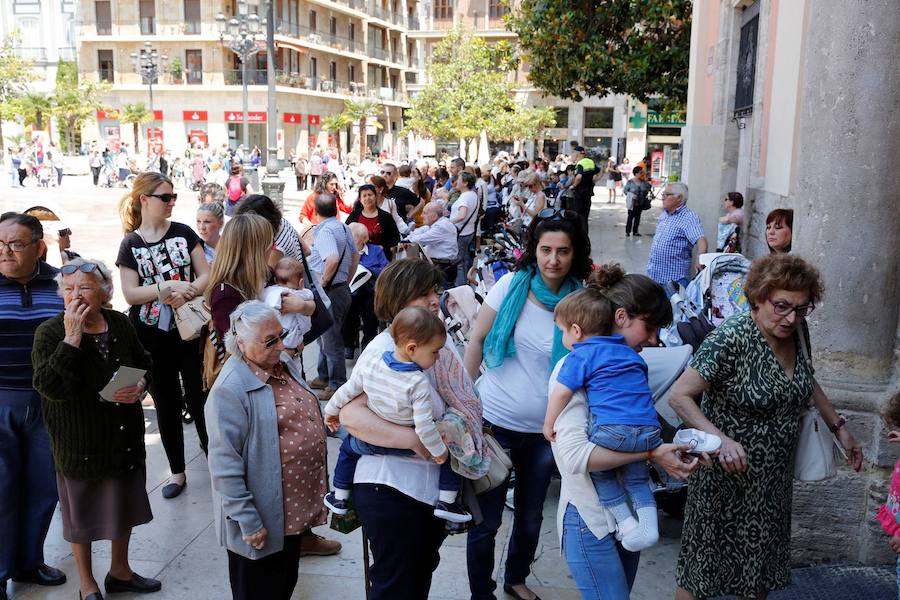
left=0, top=212, right=67, bottom=600
left=646, top=182, right=708, bottom=295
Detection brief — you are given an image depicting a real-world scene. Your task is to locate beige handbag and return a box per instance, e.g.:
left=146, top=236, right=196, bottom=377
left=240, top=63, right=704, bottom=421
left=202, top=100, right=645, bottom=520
left=174, top=297, right=211, bottom=341
left=471, top=432, right=513, bottom=495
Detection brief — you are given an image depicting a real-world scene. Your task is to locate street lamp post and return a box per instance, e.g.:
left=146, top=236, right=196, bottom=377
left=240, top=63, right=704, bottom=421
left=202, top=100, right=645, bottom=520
left=130, top=41, right=166, bottom=153
left=216, top=1, right=262, bottom=163
left=261, top=0, right=285, bottom=207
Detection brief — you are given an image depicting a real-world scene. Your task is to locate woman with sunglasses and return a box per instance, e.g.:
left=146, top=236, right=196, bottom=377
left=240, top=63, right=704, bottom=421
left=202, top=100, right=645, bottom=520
left=205, top=300, right=328, bottom=600
left=116, top=172, right=210, bottom=500
left=464, top=209, right=592, bottom=600
left=32, top=258, right=160, bottom=599
left=668, top=253, right=862, bottom=600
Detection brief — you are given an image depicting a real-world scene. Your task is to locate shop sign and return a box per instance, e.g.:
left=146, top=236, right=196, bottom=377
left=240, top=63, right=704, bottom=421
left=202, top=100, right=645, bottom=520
left=146, top=127, right=164, bottom=155
left=647, top=111, right=686, bottom=127
left=225, top=111, right=267, bottom=123
left=183, top=111, right=208, bottom=122
left=188, top=129, right=208, bottom=147
left=307, top=114, right=320, bottom=125
left=97, top=109, right=120, bottom=120
left=283, top=112, right=303, bottom=124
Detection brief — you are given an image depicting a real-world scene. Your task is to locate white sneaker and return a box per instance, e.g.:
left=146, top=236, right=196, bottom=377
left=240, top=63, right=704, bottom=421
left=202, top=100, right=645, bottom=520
left=673, top=428, right=722, bottom=454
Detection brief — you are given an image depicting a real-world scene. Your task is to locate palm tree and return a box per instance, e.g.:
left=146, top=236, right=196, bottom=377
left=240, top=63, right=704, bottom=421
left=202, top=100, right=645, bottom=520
left=120, top=103, right=153, bottom=152
left=16, top=91, right=55, bottom=142
left=322, top=113, right=352, bottom=162
left=341, top=98, right=382, bottom=159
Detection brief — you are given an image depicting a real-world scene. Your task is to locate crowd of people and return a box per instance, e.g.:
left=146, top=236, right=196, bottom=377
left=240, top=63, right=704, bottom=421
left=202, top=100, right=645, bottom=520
left=5, top=139, right=65, bottom=188
left=1, top=139, right=890, bottom=600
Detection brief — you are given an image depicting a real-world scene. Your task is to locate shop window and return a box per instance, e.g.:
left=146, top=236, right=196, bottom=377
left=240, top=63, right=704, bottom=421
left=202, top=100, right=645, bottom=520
left=185, top=50, right=202, bottom=84
left=584, top=107, right=613, bottom=129
left=98, top=49, right=114, bottom=82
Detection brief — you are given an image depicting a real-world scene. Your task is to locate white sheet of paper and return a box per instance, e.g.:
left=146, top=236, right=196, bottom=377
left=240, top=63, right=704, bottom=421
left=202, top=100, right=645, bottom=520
left=99, top=366, right=147, bottom=402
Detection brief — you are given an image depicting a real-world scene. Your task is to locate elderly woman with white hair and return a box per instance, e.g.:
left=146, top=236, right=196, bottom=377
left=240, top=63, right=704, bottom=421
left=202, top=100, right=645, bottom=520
left=32, top=258, right=159, bottom=600
left=205, top=300, right=329, bottom=600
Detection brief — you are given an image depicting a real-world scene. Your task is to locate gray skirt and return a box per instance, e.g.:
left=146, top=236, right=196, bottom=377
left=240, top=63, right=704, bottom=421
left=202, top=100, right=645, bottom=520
left=57, top=467, right=153, bottom=544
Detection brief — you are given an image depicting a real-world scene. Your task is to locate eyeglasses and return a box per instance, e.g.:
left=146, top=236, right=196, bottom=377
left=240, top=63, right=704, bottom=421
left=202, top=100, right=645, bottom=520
left=147, top=193, right=178, bottom=203
left=380, top=170, right=394, bottom=176
left=0, top=239, right=37, bottom=253
left=61, top=262, right=109, bottom=282
left=768, top=299, right=815, bottom=318
left=662, top=192, right=679, bottom=197
left=259, top=328, right=289, bottom=348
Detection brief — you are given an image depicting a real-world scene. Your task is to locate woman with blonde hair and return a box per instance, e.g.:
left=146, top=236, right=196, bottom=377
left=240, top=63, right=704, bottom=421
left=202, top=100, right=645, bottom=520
left=116, top=171, right=210, bottom=500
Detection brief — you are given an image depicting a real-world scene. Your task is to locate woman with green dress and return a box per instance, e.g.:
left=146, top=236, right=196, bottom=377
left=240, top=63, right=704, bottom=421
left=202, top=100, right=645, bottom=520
left=669, top=253, right=863, bottom=600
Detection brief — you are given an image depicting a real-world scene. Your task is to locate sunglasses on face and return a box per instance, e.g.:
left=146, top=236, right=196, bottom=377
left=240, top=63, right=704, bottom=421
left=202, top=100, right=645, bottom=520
left=148, top=193, right=178, bottom=203
left=260, top=328, right=289, bottom=348
left=536, top=208, right=580, bottom=223
left=768, top=299, right=815, bottom=318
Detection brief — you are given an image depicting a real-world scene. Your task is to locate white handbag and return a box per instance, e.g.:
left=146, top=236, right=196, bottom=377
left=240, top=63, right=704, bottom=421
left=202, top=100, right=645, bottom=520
left=471, top=433, right=512, bottom=495
left=793, top=325, right=844, bottom=481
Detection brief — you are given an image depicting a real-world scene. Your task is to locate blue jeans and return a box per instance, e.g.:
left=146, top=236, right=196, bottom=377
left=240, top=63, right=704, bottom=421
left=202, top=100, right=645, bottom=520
left=316, top=283, right=352, bottom=388
left=588, top=423, right=661, bottom=510
left=466, top=422, right=556, bottom=599
left=332, top=435, right=459, bottom=494
left=562, top=503, right=640, bottom=599
left=0, top=402, right=59, bottom=582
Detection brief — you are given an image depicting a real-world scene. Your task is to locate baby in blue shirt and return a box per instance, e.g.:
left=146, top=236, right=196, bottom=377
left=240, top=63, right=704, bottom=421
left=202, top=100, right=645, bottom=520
left=544, top=264, right=673, bottom=552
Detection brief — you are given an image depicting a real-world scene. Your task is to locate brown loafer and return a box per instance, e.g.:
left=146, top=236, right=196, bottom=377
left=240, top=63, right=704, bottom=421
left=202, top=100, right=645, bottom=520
left=299, top=532, right=342, bottom=556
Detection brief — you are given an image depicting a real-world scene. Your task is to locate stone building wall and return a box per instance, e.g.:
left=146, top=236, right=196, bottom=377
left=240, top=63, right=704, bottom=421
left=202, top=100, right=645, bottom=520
left=682, top=0, right=900, bottom=565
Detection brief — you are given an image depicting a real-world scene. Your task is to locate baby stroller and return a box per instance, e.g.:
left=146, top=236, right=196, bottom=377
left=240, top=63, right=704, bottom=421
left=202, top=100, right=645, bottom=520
left=439, top=285, right=483, bottom=353
left=662, top=253, right=752, bottom=350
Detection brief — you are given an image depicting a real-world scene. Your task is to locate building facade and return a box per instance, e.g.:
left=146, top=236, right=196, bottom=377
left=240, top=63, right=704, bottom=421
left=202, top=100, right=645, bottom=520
left=76, top=0, right=415, bottom=158
left=407, top=0, right=683, bottom=176
left=681, top=0, right=900, bottom=565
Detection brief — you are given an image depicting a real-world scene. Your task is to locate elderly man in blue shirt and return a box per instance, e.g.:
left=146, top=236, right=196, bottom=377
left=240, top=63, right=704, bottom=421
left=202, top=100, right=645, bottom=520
left=306, top=194, right=359, bottom=401
left=646, top=182, right=708, bottom=295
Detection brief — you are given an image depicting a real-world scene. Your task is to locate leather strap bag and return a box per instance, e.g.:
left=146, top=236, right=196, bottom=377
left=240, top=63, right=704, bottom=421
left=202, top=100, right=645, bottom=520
left=174, top=297, right=211, bottom=341
left=300, top=248, right=336, bottom=345
left=471, top=431, right=513, bottom=495
left=793, top=325, right=843, bottom=481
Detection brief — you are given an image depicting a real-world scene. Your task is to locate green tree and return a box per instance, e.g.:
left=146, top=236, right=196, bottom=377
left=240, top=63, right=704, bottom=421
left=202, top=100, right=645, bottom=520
left=15, top=92, right=55, bottom=142
left=507, top=0, right=692, bottom=112
left=341, top=98, right=382, bottom=159
left=322, top=112, right=353, bottom=160
left=492, top=105, right=557, bottom=157
left=404, top=27, right=520, bottom=148
left=0, top=31, right=39, bottom=150
left=53, top=60, right=110, bottom=154
left=120, top=103, right=153, bottom=151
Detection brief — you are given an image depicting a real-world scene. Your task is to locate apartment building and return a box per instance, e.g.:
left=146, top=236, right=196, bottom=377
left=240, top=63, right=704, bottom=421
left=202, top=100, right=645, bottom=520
left=408, top=0, right=683, bottom=179
left=76, top=0, right=415, bottom=158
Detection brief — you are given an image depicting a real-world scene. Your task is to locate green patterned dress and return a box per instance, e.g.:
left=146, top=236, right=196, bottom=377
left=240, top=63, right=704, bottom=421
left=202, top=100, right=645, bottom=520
left=675, top=312, right=813, bottom=598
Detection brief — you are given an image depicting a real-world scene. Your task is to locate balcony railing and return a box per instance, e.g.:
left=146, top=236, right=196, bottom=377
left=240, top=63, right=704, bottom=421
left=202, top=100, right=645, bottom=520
left=96, top=21, right=112, bottom=35
left=327, top=0, right=367, bottom=10
left=367, top=46, right=404, bottom=64
left=139, top=17, right=155, bottom=35
left=183, top=20, right=201, bottom=34
left=13, top=47, right=48, bottom=61
left=224, top=69, right=371, bottom=97
left=275, top=19, right=365, bottom=54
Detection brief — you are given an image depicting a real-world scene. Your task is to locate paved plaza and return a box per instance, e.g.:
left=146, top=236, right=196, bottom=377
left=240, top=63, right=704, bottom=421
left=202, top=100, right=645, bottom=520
left=0, top=175, right=895, bottom=599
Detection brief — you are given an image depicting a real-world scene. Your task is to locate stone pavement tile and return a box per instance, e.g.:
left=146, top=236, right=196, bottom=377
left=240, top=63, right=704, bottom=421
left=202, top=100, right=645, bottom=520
left=150, top=523, right=232, bottom=600
left=8, top=556, right=166, bottom=600
left=291, top=575, right=363, bottom=600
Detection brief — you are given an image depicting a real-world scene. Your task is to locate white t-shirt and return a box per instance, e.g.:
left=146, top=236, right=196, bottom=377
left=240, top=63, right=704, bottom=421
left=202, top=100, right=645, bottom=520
left=353, top=330, right=447, bottom=505
left=477, top=272, right=554, bottom=433
left=451, top=190, right=479, bottom=237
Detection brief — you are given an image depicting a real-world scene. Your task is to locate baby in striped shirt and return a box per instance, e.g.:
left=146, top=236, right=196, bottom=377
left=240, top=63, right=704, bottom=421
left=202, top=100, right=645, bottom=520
left=323, top=306, right=472, bottom=523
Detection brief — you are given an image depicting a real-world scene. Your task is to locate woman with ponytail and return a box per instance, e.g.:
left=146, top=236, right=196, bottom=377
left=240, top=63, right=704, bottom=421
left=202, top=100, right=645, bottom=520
left=463, top=208, right=591, bottom=600
left=115, top=172, right=210, bottom=500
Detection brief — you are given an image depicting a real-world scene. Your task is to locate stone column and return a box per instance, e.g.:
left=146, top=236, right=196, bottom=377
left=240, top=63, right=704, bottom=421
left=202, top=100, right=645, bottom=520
left=790, top=0, right=900, bottom=565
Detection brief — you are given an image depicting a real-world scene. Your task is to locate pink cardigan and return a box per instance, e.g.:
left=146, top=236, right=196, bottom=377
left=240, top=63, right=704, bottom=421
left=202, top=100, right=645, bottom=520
left=877, top=459, right=900, bottom=537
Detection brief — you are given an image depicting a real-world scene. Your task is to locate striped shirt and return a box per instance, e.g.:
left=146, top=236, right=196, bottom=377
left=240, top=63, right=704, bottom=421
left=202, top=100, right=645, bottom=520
left=647, top=203, right=705, bottom=285
left=0, top=261, right=64, bottom=406
left=323, top=349, right=446, bottom=457
left=274, top=217, right=303, bottom=261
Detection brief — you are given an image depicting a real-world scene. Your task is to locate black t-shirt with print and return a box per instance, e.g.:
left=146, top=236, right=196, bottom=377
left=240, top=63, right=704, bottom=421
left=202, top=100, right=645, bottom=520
left=116, top=222, right=201, bottom=326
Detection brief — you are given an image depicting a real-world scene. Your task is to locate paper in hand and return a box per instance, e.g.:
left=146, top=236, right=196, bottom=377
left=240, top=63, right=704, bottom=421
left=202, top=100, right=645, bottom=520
left=99, top=366, right=147, bottom=402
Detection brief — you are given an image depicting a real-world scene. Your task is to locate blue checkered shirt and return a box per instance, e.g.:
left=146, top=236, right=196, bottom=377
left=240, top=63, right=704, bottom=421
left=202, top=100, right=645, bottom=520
left=647, top=204, right=705, bottom=285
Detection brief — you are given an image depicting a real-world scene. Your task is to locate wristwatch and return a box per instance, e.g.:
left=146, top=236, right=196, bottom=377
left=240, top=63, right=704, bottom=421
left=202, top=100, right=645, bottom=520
left=828, top=416, right=847, bottom=434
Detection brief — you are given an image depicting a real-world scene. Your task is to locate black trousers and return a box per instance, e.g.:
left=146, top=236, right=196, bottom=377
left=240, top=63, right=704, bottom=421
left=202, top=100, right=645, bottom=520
left=354, top=483, right=447, bottom=600
left=341, top=286, right=379, bottom=351
left=17, top=168, right=27, bottom=186
left=295, top=175, right=307, bottom=190
left=133, top=319, right=208, bottom=474
left=626, top=207, right=643, bottom=234
left=91, top=166, right=101, bottom=185
left=573, top=193, right=592, bottom=231
left=227, top=534, right=302, bottom=600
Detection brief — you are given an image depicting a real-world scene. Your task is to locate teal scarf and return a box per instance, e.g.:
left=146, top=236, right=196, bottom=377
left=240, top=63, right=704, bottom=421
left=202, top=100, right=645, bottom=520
left=483, top=265, right=582, bottom=370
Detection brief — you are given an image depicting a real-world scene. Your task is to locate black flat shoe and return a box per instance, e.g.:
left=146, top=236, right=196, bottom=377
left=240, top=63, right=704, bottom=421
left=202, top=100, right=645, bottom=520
left=503, top=583, right=542, bottom=600
left=11, top=563, right=66, bottom=586
left=162, top=480, right=186, bottom=499
left=104, top=572, right=161, bottom=594
left=80, top=591, right=104, bottom=600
